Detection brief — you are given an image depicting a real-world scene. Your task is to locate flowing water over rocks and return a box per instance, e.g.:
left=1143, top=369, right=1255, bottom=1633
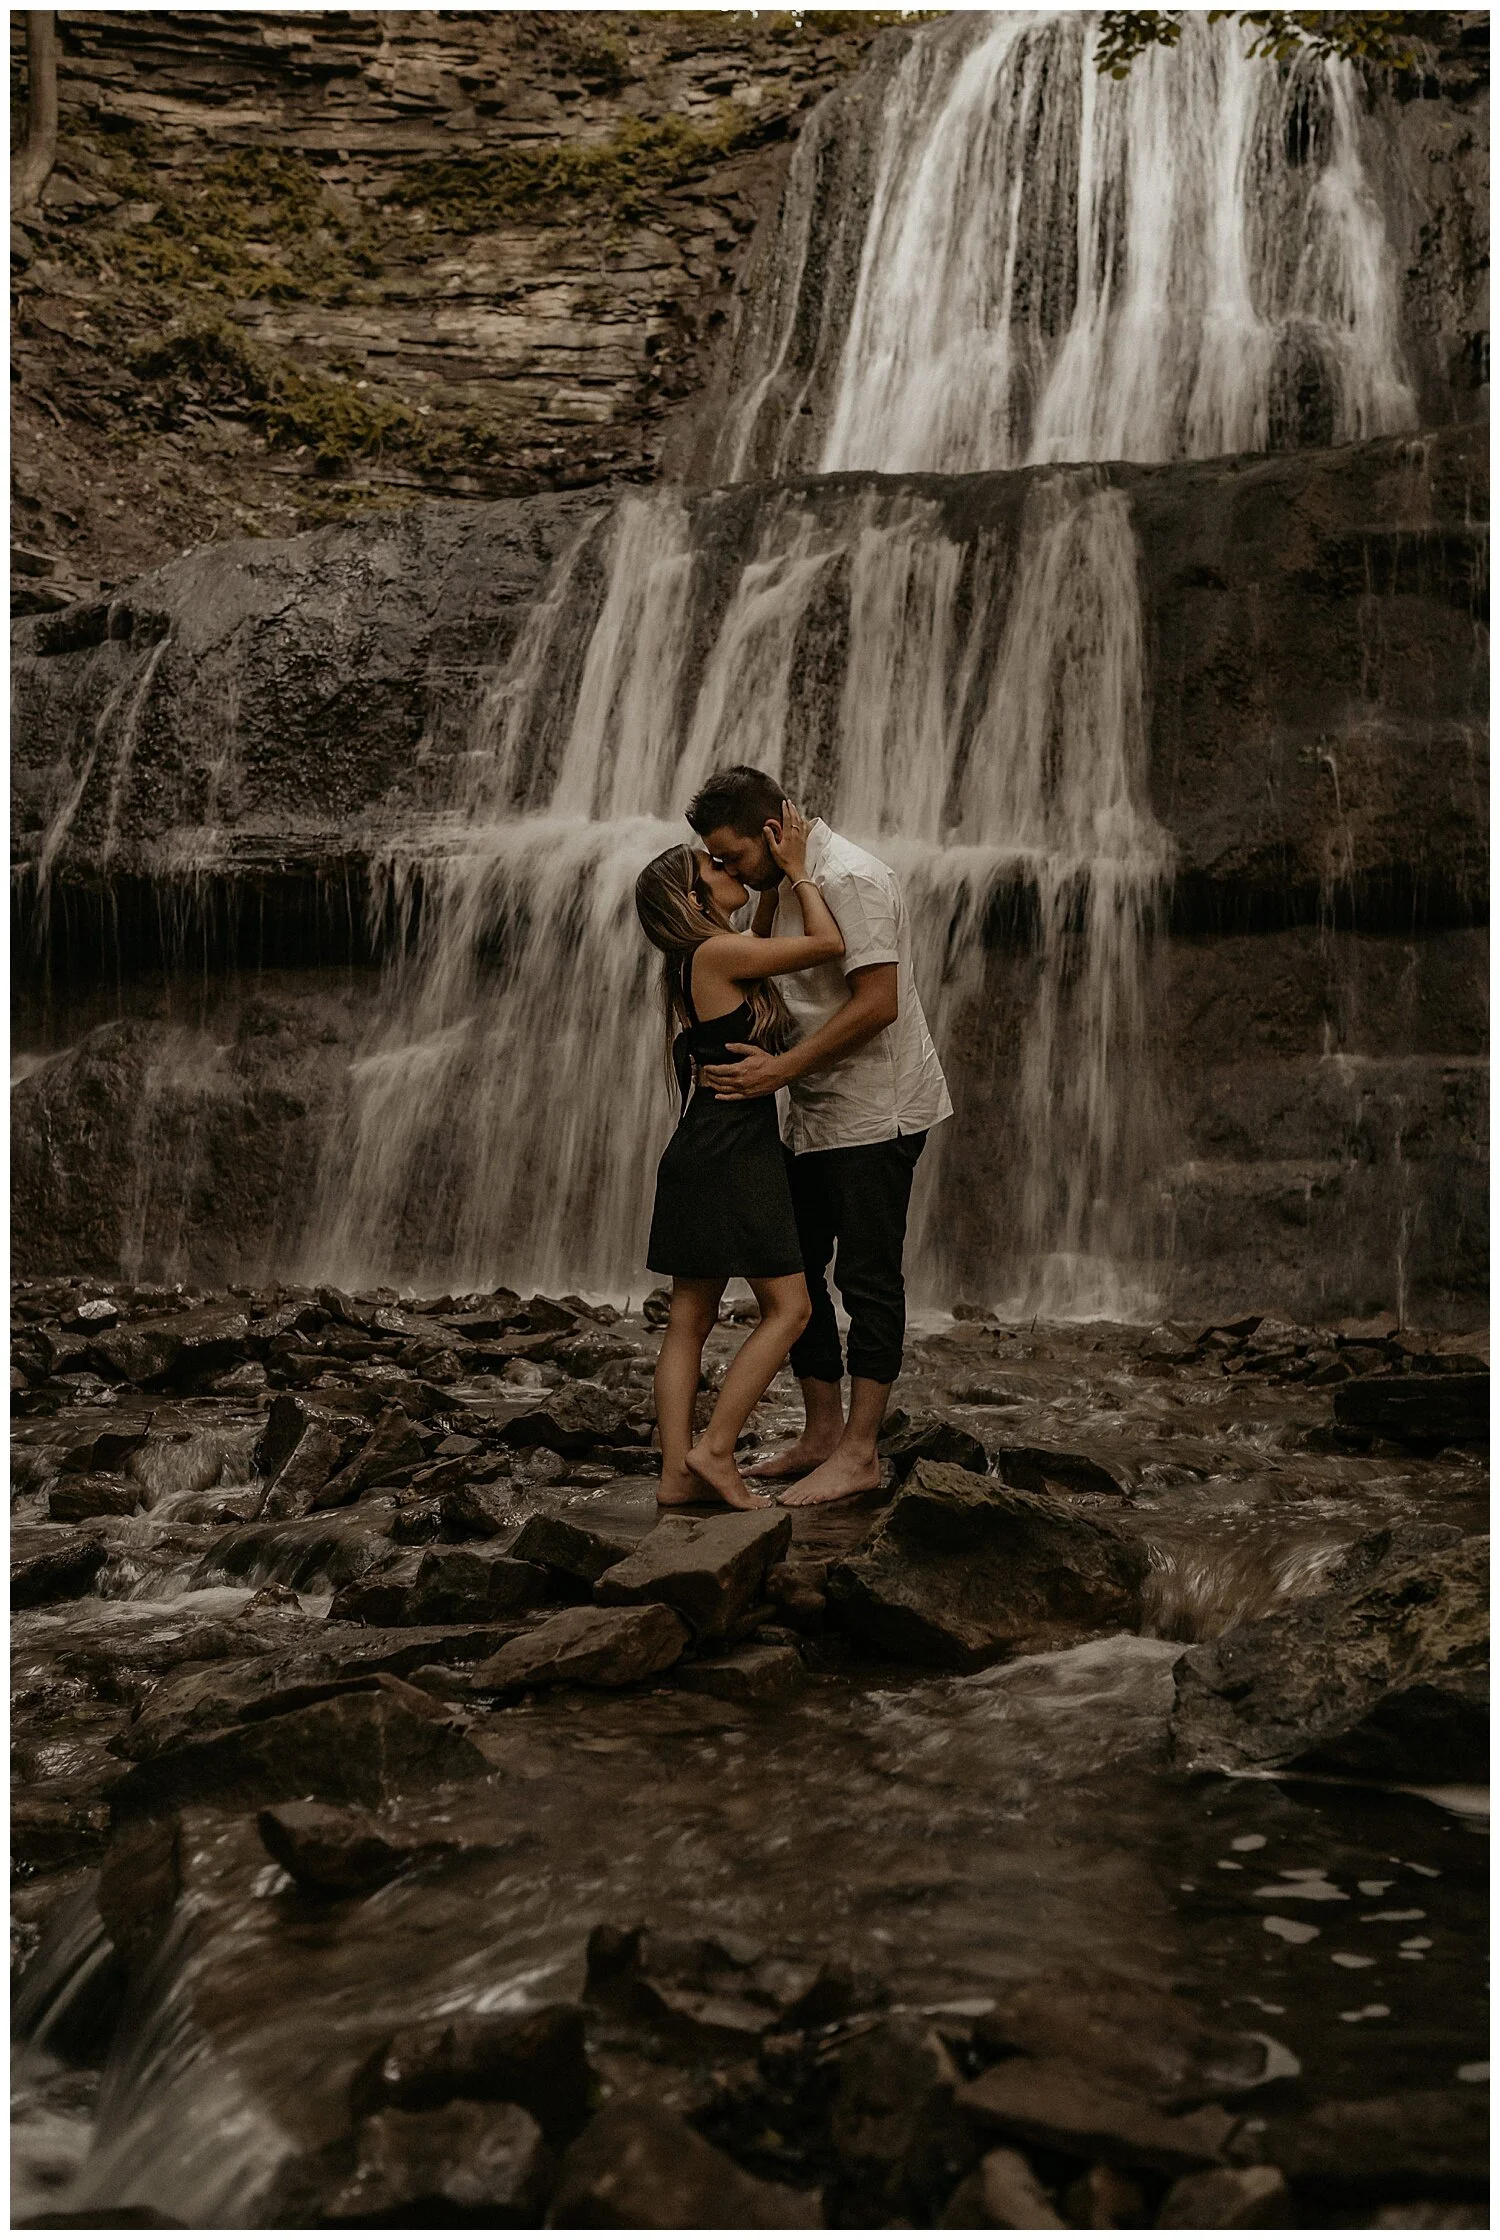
left=11, top=1278, right=1488, bottom=2227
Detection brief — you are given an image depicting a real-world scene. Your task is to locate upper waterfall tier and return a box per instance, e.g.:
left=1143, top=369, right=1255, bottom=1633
left=713, top=10, right=1421, bottom=480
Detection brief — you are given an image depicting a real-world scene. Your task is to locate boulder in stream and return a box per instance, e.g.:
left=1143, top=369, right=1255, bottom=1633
left=1171, top=1536, right=1488, bottom=1780
left=354, top=2003, right=594, bottom=2141
left=939, top=2145, right=1065, bottom=2228
left=11, top=1525, right=109, bottom=1608
left=47, top=1472, right=140, bottom=1522
left=408, top=1543, right=552, bottom=1623
left=256, top=1800, right=421, bottom=1895
left=510, top=1509, right=638, bottom=1584
left=550, top=2099, right=818, bottom=2227
left=88, top=1306, right=250, bottom=1390
left=472, top=1602, right=689, bottom=1693
left=594, top=1508, right=791, bottom=1641
left=1157, top=2164, right=1295, bottom=2227
left=826, top=1462, right=1148, bottom=1670
left=257, top=1396, right=369, bottom=1519
left=322, top=2100, right=553, bottom=2224
left=1334, top=1370, right=1488, bottom=1446
left=972, top=1966, right=1271, bottom=2103
left=956, top=2055, right=1235, bottom=2174
left=493, top=1379, right=642, bottom=1455
left=878, top=1409, right=989, bottom=1485
left=110, top=1673, right=489, bottom=1815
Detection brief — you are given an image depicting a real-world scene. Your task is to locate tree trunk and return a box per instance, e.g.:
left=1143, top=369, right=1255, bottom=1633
left=12, top=11, right=59, bottom=213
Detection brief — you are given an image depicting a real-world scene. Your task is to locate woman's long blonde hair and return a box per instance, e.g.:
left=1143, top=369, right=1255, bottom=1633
left=634, top=844, right=791, bottom=1075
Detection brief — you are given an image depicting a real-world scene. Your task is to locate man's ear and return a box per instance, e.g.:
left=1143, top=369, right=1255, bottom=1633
left=762, top=816, right=782, bottom=844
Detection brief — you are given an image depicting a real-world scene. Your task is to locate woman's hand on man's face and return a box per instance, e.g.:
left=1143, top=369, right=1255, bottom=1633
left=764, top=798, right=809, bottom=879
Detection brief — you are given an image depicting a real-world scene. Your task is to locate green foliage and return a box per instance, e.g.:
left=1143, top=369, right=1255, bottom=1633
left=1095, top=10, right=1425, bottom=78
left=134, top=318, right=419, bottom=462
left=386, top=107, right=755, bottom=234
left=67, top=141, right=371, bottom=301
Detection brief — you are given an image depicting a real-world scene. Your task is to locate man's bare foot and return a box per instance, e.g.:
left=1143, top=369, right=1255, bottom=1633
left=743, top=1438, right=838, bottom=1482
left=778, top=1448, right=884, bottom=1507
left=656, top=1466, right=709, bottom=1507
left=685, top=1443, right=771, bottom=1510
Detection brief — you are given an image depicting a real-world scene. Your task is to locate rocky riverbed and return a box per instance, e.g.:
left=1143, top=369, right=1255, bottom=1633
left=10, top=1278, right=1489, bottom=2228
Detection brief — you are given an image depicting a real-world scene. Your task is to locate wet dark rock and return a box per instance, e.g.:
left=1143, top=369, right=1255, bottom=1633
left=97, top=1813, right=181, bottom=1966
left=189, top=1504, right=399, bottom=1595
left=973, top=1969, right=1271, bottom=2103
left=956, top=2056, right=1235, bottom=2174
left=594, top=1508, right=792, bottom=1642
left=827, top=2015, right=973, bottom=2221
left=1171, top=1536, right=1488, bottom=1780
left=764, top=1560, right=828, bottom=1631
left=992, top=1445, right=1130, bottom=1499
left=109, top=1675, right=489, bottom=1815
left=1249, top=2088, right=1488, bottom=2191
left=354, top=2003, right=594, bottom=2140
left=550, top=2098, right=818, bottom=2227
left=312, top=1406, right=426, bottom=1511
left=258, top=1396, right=368, bottom=1519
left=57, top=1425, right=152, bottom=1474
left=12, top=1526, right=109, bottom=1608
left=11, top=1791, right=112, bottom=1874
left=256, top=1800, right=420, bottom=1895
left=1064, top=2164, right=1148, bottom=2225
left=878, top=1409, right=989, bottom=1485
left=16, top=2214, right=184, bottom=2229
left=511, top=1510, right=637, bottom=1584
left=473, top=1603, right=689, bottom=1693
left=1157, top=2163, right=1294, bottom=2226
left=328, top=1551, right=425, bottom=1622
left=493, top=1380, right=640, bottom=1456
left=89, top=1306, right=250, bottom=1390
left=321, top=2099, right=553, bottom=2225
left=676, top=1642, right=802, bottom=1704
left=48, top=1472, right=140, bottom=1522
left=1335, top=1372, right=1488, bottom=1447
left=409, top=1543, right=553, bottom=1623
left=586, top=1924, right=865, bottom=2055
left=827, top=1462, right=1149, bottom=1671
left=939, top=2144, right=1065, bottom=2227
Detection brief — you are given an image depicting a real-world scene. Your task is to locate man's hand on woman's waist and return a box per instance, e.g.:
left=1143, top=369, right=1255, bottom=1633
left=701, top=964, right=899, bottom=1102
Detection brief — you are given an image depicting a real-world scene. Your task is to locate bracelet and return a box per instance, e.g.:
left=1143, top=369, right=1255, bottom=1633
left=792, top=878, right=817, bottom=893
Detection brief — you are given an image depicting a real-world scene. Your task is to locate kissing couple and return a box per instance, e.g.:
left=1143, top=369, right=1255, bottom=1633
left=633, top=763, right=951, bottom=1512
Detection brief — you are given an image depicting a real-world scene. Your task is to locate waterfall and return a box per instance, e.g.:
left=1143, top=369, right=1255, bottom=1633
left=717, top=11, right=1416, bottom=480
left=304, top=471, right=1169, bottom=1310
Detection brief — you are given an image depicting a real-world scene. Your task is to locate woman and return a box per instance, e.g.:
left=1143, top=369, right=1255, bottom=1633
left=634, top=800, right=843, bottom=1510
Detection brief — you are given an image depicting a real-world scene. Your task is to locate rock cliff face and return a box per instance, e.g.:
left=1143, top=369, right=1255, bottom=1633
left=11, top=8, right=915, bottom=601
left=12, top=425, right=1487, bottom=1321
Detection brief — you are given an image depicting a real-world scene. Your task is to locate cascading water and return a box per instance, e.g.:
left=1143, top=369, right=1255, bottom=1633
left=296, top=5, right=1419, bottom=1311
left=303, top=471, right=1169, bottom=1310
left=716, top=10, right=1416, bottom=480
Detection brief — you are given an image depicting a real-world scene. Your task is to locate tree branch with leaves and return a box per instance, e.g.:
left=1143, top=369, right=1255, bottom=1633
left=1095, top=11, right=1426, bottom=78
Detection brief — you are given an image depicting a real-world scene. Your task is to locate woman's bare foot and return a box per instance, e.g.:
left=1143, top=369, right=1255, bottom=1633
left=742, top=1436, right=837, bottom=1481
left=656, top=1465, right=708, bottom=1507
left=685, top=1442, right=771, bottom=1510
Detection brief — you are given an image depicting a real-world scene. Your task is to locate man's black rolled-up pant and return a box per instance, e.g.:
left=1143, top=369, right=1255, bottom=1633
left=784, top=1132, right=927, bottom=1386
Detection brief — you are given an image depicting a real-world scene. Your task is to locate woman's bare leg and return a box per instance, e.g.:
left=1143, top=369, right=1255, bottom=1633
left=654, top=1278, right=723, bottom=1506
left=686, top=1275, right=811, bottom=1510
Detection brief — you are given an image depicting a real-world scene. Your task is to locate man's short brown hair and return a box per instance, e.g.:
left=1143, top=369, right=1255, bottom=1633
left=685, top=764, right=784, bottom=839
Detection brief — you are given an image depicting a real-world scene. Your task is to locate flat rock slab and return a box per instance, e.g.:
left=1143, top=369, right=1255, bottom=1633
left=409, top=1543, right=552, bottom=1622
left=550, top=2099, right=818, bottom=2227
left=827, top=1462, right=1148, bottom=1671
left=473, top=1602, right=689, bottom=1693
left=510, top=1509, right=637, bottom=1583
left=1158, top=2165, right=1294, bottom=2227
left=956, top=2055, right=1234, bottom=2175
left=676, top=1642, right=803, bottom=1705
left=1172, top=1536, right=1488, bottom=1780
left=321, top=2100, right=552, bottom=2223
left=595, top=1508, right=791, bottom=1639
left=1335, top=1371, right=1487, bottom=1445
left=973, top=1963, right=1269, bottom=2102
left=1253, top=2088, right=1489, bottom=2190
left=109, top=1677, right=489, bottom=1815
left=12, top=1525, right=110, bottom=1607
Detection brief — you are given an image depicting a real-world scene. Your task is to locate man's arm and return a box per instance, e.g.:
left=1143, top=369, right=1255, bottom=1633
left=700, top=964, right=898, bottom=1100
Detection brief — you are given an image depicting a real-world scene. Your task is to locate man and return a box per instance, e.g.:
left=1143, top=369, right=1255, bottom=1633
left=687, top=763, right=952, bottom=1506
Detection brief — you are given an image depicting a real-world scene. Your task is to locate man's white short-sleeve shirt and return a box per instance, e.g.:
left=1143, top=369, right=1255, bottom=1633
left=771, top=820, right=953, bottom=1155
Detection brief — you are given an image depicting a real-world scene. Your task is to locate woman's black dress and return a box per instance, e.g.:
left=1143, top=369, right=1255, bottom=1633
left=646, top=959, right=804, bottom=1280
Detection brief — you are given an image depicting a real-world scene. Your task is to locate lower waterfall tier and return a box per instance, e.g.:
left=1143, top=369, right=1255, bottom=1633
left=11, top=425, right=1488, bottom=1319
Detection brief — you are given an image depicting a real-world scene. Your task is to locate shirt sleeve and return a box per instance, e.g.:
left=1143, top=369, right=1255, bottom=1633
left=820, top=863, right=900, bottom=976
